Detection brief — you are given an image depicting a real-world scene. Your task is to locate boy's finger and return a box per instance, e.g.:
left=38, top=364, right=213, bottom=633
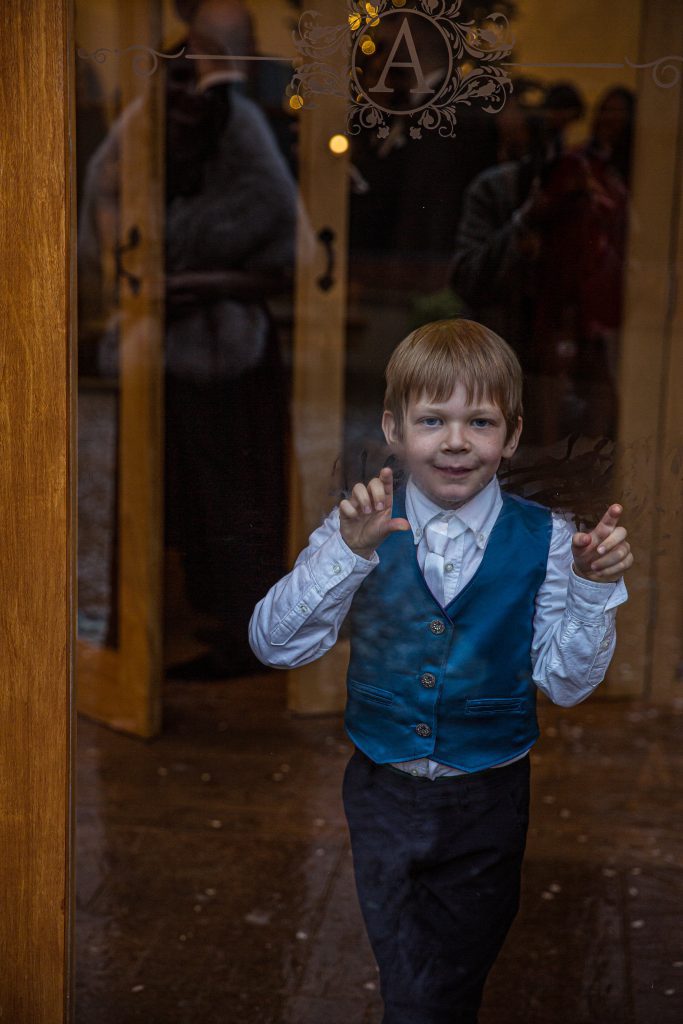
left=588, top=549, right=633, bottom=579
left=368, top=477, right=387, bottom=510
left=590, top=540, right=630, bottom=570
left=339, top=498, right=358, bottom=521
left=589, top=504, right=623, bottom=546
left=386, top=517, right=410, bottom=534
left=352, top=482, right=372, bottom=514
left=379, top=466, right=394, bottom=499
left=594, top=525, right=627, bottom=555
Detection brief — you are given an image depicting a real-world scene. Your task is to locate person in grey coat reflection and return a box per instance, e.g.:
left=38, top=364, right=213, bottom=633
left=79, top=0, right=303, bottom=678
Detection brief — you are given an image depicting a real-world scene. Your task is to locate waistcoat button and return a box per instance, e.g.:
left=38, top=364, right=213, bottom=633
left=420, top=672, right=436, bottom=688
left=415, top=723, right=432, bottom=738
left=429, top=619, right=445, bottom=635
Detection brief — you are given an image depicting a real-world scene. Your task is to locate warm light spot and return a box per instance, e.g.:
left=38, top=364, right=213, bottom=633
left=328, top=134, right=350, bottom=155
left=289, top=95, right=304, bottom=110
left=365, top=2, right=378, bottom=13
left=460, top=61, right=474, bottom=75
left=392, top=0, right=407, bottom=6
left=361, top=37, right=376, bottom=55
left=366, top=14, right=380, bottom=27
left=524, top=87, right=546, bottom=107
left=349, top=12, right=362, bottom=31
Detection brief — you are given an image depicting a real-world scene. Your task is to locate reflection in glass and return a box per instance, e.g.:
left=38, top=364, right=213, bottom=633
left=77, top=45, right=120, bottom=648
left=76, top=0, right=299, bottom=666
left=160, top=13, right=298, bottom=679
left=74, top=1, right=683, bottom=1021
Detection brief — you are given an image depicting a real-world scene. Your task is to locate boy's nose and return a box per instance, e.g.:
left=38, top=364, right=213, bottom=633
left=442, top=425, right=470, bottom=450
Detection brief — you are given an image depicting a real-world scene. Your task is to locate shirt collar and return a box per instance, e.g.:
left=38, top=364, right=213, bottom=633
left=404, top=475, right=501, bottom=549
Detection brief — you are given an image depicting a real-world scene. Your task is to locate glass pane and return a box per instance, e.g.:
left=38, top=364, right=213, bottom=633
left=74, top=1, right=683, bottom=1022
left=77, top=41, right=121, bottom=648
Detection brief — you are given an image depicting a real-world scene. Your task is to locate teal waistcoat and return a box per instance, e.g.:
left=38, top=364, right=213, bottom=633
left=345, top=486, right=553, bottom=772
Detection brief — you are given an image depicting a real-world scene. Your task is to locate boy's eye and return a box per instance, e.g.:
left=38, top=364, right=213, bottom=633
left=419, top=417, right=442, bottom=427
left=472, top=418, right=494, bottom=427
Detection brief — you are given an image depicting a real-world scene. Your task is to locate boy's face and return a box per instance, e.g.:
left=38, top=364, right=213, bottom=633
left=382, top=382, right=522, bottom=510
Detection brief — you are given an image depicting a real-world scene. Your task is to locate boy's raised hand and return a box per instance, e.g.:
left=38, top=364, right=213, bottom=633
left=339, top=467, right=411, bottom=560
left=571, top=504, right=634, bottom=583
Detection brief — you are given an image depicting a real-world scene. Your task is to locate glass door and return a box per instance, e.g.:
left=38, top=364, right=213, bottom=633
left=72, top=1, right=683, bottom=1022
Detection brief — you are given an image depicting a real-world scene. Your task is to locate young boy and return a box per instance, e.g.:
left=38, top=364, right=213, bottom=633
left=249, top=318, right=633, bottom=1024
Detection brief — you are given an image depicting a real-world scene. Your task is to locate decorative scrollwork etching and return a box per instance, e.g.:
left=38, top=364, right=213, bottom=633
left=292, top=9, right=352, bottom=60
left=289, top=62, right=350, bottom=106
left=625, top=54, right=683, bottom=89
left=77, top=46, right=186, bottom=77
left=291, top=0, right=515, bottom=138
left=76, top=14, right=682, bottom=130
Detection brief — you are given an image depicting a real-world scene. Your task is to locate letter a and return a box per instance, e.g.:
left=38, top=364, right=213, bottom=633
left=368, top=18, right=435, bottom=95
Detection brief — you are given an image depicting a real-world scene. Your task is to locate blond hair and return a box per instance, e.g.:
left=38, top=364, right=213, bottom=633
left=384, top=318, right=523, bottom=442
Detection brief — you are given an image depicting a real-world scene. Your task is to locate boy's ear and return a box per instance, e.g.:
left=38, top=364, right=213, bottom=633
left=382, top=409, right=402, bottom=449
left=502, top=415, right=523, bottom=458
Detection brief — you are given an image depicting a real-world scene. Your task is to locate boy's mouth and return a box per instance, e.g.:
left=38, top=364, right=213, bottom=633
left=434, top=465, right=474, bottom=476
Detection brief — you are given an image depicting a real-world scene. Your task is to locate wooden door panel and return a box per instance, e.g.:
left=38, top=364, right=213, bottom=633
left=0, top=0, right=75, bottom=1018
left=287, top=0, right=350, bottom=714
left=76, top=0, right=164, bottom=738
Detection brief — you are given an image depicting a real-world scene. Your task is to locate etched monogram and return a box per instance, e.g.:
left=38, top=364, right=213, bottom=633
left=290, top=0, right=515, bottom=138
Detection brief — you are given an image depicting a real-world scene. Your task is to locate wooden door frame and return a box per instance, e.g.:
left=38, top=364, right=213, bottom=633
left=612, top=0, right=683, bottom=701
left=0, top=0, right=75, bottom=1020
left=76, top=0, right=165, bottom=739
left=286, top=0, right=351, bottom=714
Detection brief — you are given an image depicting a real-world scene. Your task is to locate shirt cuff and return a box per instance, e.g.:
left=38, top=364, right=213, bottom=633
left=336, top=531, right=379, bottom=571
left=308, top=530, right=377, bottom=591
left=568, top=564, right=629, bottom=617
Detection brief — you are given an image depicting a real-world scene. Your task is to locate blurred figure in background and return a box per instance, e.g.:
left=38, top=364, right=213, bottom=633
left=448, top=82, right=585, bottom=388
left=449, top=81, right=635, bottom=445
left=528, top=86, right=634, bottom=442
left=79, top=0, right=300, bottom=678
left=578, top=86, right=635, bottom=187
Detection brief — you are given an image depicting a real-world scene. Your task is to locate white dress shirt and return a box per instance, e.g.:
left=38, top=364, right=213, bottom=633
left=249, top=475, right=629, bottom=779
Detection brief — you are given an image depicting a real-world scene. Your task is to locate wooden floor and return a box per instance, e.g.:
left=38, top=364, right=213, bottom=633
left=75, top=674, right=683, bottom=1024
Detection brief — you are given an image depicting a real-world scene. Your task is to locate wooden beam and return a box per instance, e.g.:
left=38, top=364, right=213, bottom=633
left=287, top=2, right=350, bottom=714
left=0, top=1, right=75, bottom=1020
left=647, top=35, right=683, bottom=701
left=75, top=0, right=165, bottom=739
left=612, top=2, right=683, bottom=700
left=116, top=1, right=165, bottom=737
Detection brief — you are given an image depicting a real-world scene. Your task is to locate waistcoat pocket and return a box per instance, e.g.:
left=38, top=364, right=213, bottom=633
left=348, top=680, right=394, bottom=706
left=464, top=697, right=526, bottom=716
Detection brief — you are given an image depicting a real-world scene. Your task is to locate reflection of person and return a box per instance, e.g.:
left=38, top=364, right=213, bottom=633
left=450, top=82, right=633, bottom=444
left=250, top=319, right=634, bottom=1022
left=448, top=83, right=587, bottom=440
left=162, top=1, right=300, bottom=679
left=78, top=0, right=301, bottom=677
left=579, top=86, right=635, bottom=187
left=520, top=86, right=634, bottom=442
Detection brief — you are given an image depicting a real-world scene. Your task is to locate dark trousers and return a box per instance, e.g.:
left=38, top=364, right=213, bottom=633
left=342, top=749, right=530, bottom=1024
